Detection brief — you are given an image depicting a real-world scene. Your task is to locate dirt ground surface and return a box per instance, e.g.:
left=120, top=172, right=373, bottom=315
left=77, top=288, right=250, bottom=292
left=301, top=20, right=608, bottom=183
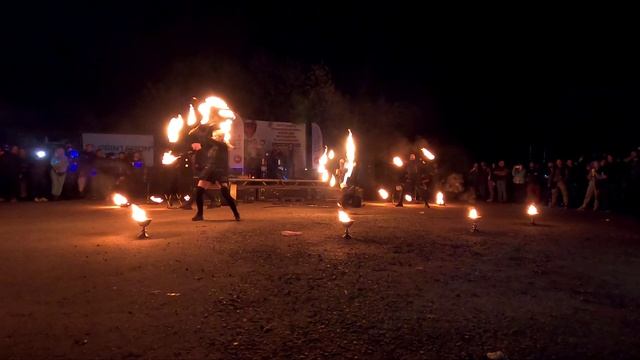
left=1, top=200, right=639, bottom=359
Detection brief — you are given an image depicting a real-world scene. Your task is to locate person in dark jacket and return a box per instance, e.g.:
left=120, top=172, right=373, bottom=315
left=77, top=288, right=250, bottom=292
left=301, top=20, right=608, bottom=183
left=190, top=126, right=240, bottom=221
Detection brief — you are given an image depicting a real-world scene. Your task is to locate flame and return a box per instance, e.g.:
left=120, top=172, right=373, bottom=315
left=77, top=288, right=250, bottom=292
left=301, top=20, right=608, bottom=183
left=393, top=156, right=404, bottom=167
left=131, top=204, right=149, bottom=222
left=468, top=207, right=479, bottom=220
left=150, top=196, right=163, bottom=204
left=205, top=96, right=229, bottom=109
left=219, top=119, right=233, bottom=145
left=318, top=147, right=329, bottom=182
left=218, top=109, right=235, bottom=119
left=436, top=191, right=445, bottom=205
left=328, top=149, right=335, bottom=160
left=404, top=194, right=413, bottom=202
left=338, top=210, right=352, bottom=223
left=183, top=195, right=191, bottom=202
left=329, top=174, right=336, bottom=187
left=421, top=147, right=436, bottom=160
left=341, top=130, right=356, bottom=188
left=187, top=104, right=197, bottom=126
left=162, top=151, right=179, bottom=165
left=113, top=193, right=129, bottom=206
left=378, top=188, right=389, bottom=199
left=527, top=204, right=539, bottom=216
left=198, top=102, right=211, bottom=125
left=167, top=115, right=184, bottom=143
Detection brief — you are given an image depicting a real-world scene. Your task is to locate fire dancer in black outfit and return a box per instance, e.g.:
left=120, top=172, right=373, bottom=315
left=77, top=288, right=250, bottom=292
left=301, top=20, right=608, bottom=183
left=190, top=126, right=240, bottom=221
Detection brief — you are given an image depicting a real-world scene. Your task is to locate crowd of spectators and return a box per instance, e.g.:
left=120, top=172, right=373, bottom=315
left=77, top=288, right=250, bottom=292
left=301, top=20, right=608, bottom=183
left=467, top=149, right=640, bottom=212
left=0, top=143, right=148, bottom=202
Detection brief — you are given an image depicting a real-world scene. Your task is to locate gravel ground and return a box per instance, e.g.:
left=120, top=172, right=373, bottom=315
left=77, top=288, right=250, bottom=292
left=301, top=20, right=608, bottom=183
left=1, top=200, right=639, bottom=359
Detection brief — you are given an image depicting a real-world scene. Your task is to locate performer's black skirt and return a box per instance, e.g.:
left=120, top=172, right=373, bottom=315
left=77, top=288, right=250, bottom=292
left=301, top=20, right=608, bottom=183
left=199, top=164, right=228, bottom=183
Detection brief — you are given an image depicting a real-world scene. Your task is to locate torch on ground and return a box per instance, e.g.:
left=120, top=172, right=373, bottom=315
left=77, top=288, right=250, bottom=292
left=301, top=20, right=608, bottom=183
left=338, top=209, right=355, bottom=239
left=131, top=204, right=152, bottom=239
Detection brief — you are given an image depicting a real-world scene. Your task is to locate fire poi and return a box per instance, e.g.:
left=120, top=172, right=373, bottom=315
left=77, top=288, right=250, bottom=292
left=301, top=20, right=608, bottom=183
left=420, top=147, right=436, bottom=160
left=404, top=194, right=413, bottom=202
left=392, top=156, right=404, bottom=167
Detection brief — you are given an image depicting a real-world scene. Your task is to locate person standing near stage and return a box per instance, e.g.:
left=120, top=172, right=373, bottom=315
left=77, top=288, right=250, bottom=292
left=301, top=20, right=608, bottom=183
left=511, top=163, right=526, bottom=203
left=190, top=126, right=240, bottom=221
left=50, top=147, right=69, bottom=200
left=550, top=159, right=569, bottom=208
left=77, top=144, right=95, bottom=198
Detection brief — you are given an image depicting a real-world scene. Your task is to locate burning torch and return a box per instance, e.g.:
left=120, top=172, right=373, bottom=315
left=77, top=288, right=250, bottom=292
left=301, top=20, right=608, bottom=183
left=338, top=209, right=355, bottom=239
left=468, top=207, right=480, bottom=233
left=131, top=204, right=152, bottom=239
left=527, top=203, right=539, bottom=225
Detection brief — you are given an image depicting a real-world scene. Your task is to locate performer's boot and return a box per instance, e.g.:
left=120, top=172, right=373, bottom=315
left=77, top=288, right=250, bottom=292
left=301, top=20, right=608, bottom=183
left=221, top=186, right=240, bottom=221
left=192, top=186, right=204, bottom=221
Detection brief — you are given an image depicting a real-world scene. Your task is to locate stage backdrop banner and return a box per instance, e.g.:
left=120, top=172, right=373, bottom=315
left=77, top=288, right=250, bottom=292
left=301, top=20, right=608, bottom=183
left=242, top=120, right=307, bottom=178
left=82, top=133, right=155, bottom=166
left=228, top=118, right=244, bottom=172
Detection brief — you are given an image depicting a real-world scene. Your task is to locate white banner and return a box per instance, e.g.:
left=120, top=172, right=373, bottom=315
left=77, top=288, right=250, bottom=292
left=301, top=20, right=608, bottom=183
left=82, top=133, right=155, bottom=166
left=311, top=122, right=323, bottom=170
left=229, top=118, right=244, bottom=171
left=242, top=120, right=307, bottom=178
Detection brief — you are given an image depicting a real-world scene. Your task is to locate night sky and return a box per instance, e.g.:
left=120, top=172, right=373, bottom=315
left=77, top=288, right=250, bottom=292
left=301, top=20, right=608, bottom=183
left=2, top=4, right=638, bottom=160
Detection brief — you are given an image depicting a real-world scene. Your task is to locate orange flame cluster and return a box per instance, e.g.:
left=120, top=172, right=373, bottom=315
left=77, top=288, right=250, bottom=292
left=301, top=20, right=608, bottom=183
left=341, top=130, right=356, bottom=188
left=338, top=210, right=352, bottom=223
left=318, top=147, right=330, bottom=182
left=163, top=95, right=237, bottom=167
left=131, top=204, right=149, bottom=222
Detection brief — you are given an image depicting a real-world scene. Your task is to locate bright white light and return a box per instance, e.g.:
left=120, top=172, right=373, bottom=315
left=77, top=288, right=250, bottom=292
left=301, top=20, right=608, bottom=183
left=378, top=188, right=389, bottom=199
left=35, top=150, right=46, bottom=158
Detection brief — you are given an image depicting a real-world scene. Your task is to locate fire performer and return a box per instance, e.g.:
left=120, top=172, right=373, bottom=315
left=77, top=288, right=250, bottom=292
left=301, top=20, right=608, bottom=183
left=189, top=125, right=240, bottom=221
